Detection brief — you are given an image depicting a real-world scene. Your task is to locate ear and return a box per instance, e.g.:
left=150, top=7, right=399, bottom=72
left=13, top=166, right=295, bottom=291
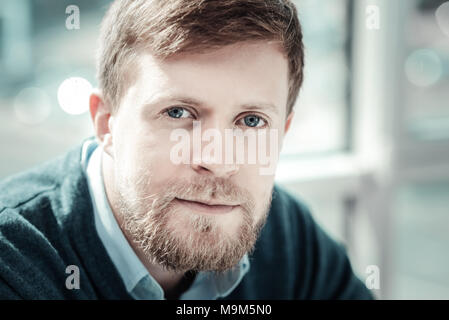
left=89, top=90, right=114, bottom=158
left=284, top=110, right=295, bottom=134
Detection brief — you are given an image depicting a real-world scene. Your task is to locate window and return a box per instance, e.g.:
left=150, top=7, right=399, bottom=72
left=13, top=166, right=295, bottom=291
left=282, top=0, right=353, bottom=156
left=0, top=1, right=107, bottom=178
left=403, top=0, right=449, bottom=142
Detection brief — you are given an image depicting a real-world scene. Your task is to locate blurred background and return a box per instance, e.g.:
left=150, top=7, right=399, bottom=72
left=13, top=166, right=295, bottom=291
left=0, top=0, right=448, bottom=299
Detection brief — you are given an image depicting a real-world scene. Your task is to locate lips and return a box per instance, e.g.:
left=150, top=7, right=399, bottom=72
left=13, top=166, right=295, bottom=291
left=174, top=198, right=238, bottom=214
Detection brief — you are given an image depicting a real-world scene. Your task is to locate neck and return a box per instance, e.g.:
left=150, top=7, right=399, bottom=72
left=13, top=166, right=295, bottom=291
left=101, top=150, right=189, bottom=295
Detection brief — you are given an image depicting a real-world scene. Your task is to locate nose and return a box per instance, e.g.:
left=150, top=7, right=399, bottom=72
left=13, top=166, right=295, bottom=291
left=191, top=159, right=239, bottom=178
left=189, top=119, right=240, bottom=178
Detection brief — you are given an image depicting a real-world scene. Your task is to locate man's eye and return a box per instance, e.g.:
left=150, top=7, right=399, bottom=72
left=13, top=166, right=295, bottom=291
left=240, top=114, right=266, bottom=128
left=166, top=107, right=193, bottom=119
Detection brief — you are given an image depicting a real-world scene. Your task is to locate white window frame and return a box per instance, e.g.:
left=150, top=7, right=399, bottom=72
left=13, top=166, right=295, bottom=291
left=274, top=0, right=449, bottom=299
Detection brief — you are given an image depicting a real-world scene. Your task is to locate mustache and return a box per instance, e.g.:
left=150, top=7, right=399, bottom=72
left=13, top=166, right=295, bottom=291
left=152, top=176, right=257, bottom=215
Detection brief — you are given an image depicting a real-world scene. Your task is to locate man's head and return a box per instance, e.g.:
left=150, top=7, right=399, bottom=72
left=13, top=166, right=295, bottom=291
left=97, top=0, right=304, bottom=115
left=90, top=0, right=304, bottom=273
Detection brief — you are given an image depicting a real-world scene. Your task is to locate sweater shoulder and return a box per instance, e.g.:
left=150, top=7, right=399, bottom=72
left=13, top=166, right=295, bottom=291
left=263, top=184, right=315, bottom=245
left=234, top=184, right=374, bottom=300
left=0, top=205, right=68, bottom=299
left=0, top=153, right=68, bottom=212
left=0, top=141, right=88, bottom=228
left=0, top=139, right=130, bottom=300
left=0, top=152, right=73, bottom=247
left=0, top=143, right=92, bottom=299
left=0, top=152, right=72, bottom=252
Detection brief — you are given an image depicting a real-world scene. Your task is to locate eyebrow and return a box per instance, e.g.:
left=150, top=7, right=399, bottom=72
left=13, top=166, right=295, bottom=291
left=143, top=94, right=280, bottom=115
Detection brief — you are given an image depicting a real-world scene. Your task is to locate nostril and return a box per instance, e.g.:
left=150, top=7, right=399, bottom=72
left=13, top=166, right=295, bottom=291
left=191, top=161, right=239, bottom=179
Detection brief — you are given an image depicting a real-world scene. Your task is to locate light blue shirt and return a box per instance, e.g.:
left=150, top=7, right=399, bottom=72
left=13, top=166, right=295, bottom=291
left=80, top=138, right=250, bottom=300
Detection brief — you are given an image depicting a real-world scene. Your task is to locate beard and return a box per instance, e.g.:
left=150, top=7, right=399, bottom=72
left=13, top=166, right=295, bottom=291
left=114, top=168, right=272, bottom=273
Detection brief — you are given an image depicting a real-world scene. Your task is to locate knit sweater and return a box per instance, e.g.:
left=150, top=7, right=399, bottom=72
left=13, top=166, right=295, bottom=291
left=0, top=139, right=373, bottom=300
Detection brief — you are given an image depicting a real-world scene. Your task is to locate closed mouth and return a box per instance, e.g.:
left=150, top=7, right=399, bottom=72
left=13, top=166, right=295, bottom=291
left=174, top=198, right=239, bottom=214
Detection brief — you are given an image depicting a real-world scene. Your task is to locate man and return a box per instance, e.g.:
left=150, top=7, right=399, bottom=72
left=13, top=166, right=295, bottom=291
left=0, top=0, right=373, bottom=299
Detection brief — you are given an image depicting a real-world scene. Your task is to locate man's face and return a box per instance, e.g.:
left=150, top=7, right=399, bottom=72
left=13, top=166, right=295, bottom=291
left=107, top=41, right=291, bottom=272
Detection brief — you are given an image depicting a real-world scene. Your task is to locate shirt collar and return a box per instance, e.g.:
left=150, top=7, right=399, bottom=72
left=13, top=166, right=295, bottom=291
left=82, top=138, right=149, bottom=292
left=81, top=137, right=250, bottom=299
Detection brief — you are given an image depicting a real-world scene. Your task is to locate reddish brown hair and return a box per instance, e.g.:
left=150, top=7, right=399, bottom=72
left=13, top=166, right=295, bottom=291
left=97, top=0, right=304, bottom=114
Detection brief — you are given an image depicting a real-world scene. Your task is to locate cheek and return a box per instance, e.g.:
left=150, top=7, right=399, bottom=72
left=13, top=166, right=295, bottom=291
left=128, top=131, right=182, bottom=185
left=253, top=176, right=275, bottom=203
left=238, top=166, right=275, bottom=204
left=113, top=121, right=167, bottom=179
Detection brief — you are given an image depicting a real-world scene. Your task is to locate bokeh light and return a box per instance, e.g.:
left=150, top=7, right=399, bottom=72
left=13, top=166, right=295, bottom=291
left=404, top=49, right=443, bottom=87
left=14, top=87, right=52, bottom=125
left=435, top=2, right=449, bottom=38
left=57, top=77, right=92, bottom=115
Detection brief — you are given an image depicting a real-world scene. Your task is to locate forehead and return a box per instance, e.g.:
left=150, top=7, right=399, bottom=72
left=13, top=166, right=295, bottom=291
left=128, top=42, right=289, bottom=114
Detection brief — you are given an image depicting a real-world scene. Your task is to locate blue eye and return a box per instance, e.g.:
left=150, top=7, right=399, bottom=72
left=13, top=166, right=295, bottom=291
left=166, top=107, right=193, bottom=119
left=242, top=114, right=266, bottom=128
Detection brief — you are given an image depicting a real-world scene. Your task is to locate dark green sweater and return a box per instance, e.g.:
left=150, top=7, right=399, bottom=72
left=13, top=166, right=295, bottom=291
left=0, top=139, right=373, bottom=300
